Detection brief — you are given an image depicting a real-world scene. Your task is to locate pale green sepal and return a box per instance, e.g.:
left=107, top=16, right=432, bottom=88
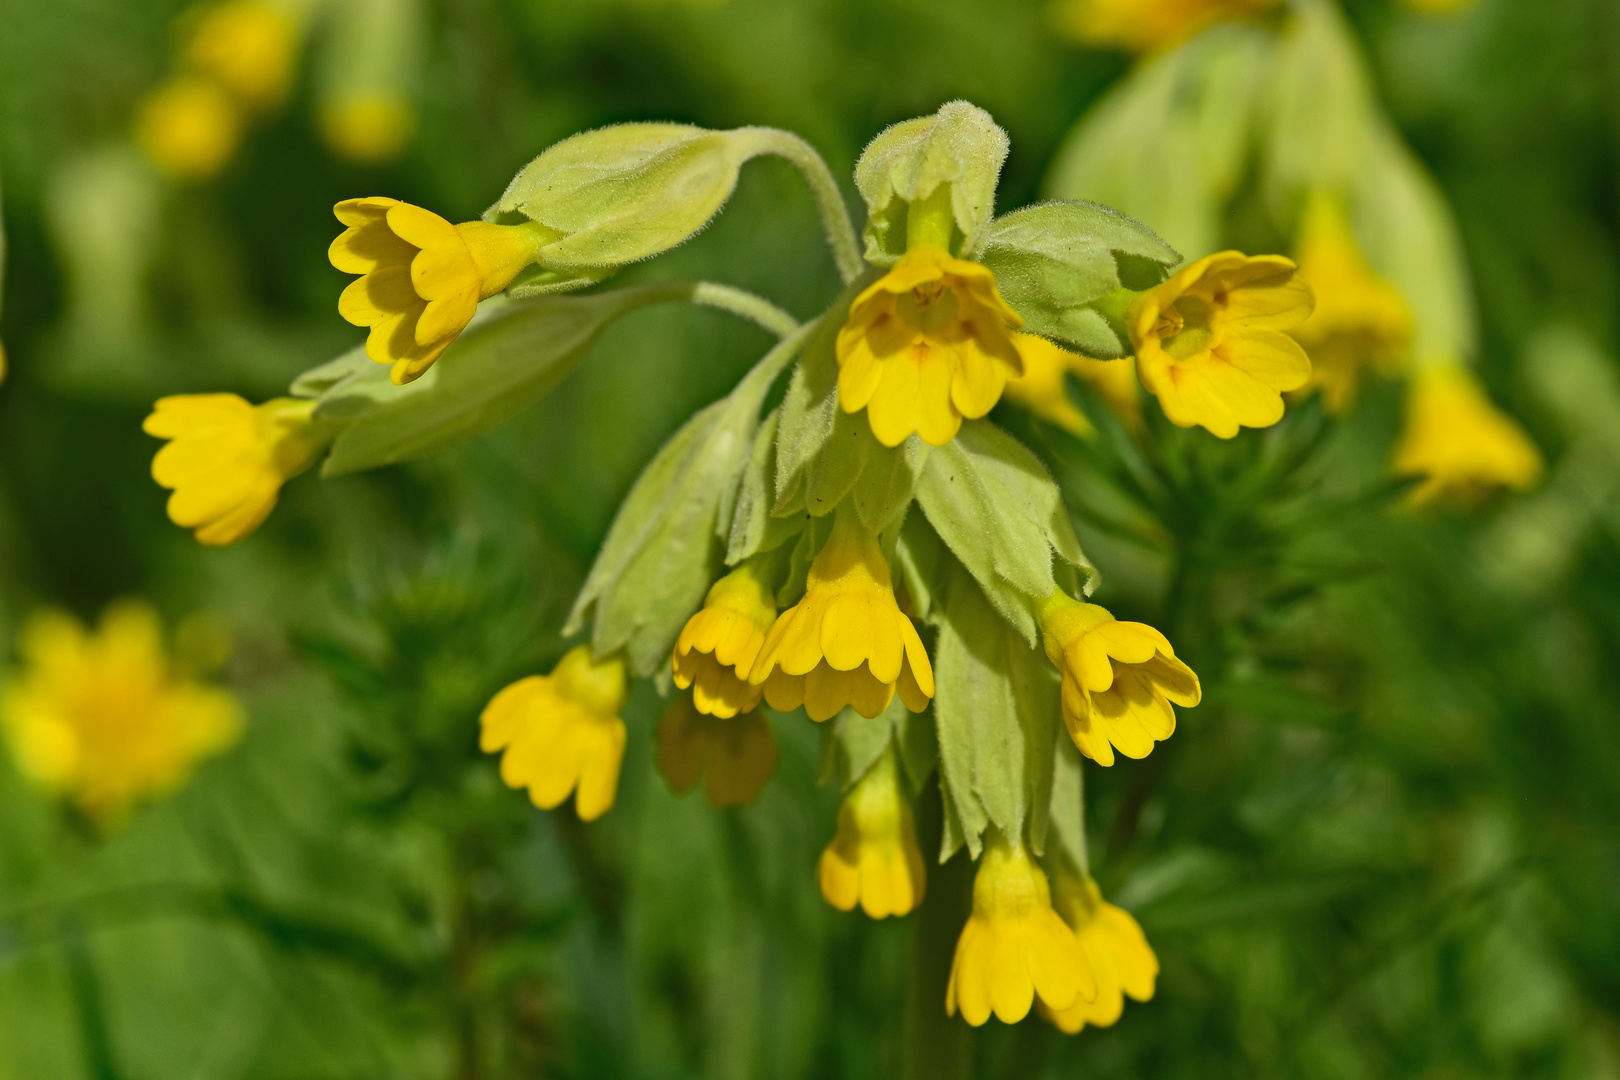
left=892, top=512, right=948, bottom=626
left=775, top=513, right=831, bottom=609
left=724, top=410, right=809, bottom=565
left=773, top=272, right=873, bottom=511
left=1048, top=735, right=1088, bottom=876
left=821, top=697, right=905, bottom=791
left=896, top=702, right=939, bottom=798
left=939, top=783, right=967, bottom=864
left=978, top=201, right=1179, bottom=357
left=855, top=101, right=1009, bottom=264
left=289, top=345, right=369, bottom=399
left=933, top=559, right=1060, bottom=858
left=505, top=262, right=620, bottom=300
left=851, top=434, right=928, bottom=534
left=565, top=322, right=814, bottom=676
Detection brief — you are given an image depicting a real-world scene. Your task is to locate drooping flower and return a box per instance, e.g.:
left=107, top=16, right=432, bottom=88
left=1054, top=0, right=1282, bottom=54
left=136, top=78, right=243, bottom=180
left=320, top=96, right=416, bottom=165
left=480, top=645, right=628, bottom=822
left=817, top=748, right=926, bottom=918
left=946, top=835, right=1097, bottom=1026
left=835, top=244, right=1025, bottom=447
left=1129, top=251, right=1314, bottom=438
left=1, top=602, right=242, bottom=824
left=1003, top=332, right=1141, bottom=437
left=1038, top=591, right=1200, bottom=767
left=749, top=508, right=934, bottom=722
left=1288, top=195, right=1411, bottom=413
left=672, top=562, right=776, bottom=719
left=1041, top=871, right=1158, bottom=1033
left=144, top=394, right=331, bottom=546
left=655, top=695, right=776, bottom=808
left=329, top=197, right=555, bottom=384
left=184, top=0, right=299, bottom=112
left=1393, top=365, right=1542, bottom=504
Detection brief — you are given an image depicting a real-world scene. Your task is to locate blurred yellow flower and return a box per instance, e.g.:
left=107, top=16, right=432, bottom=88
left=2, top=602, right=241, bottom=823
left=320, top=96, right=416, bottom=165
left=330, top=197, right=554, bottom=384
left=184, top=0, right=299, bottom=112
left=946, top=835, right=1097, bottom=1026
left=145, top=394, right=330, bottom=546
left=1289, top=196, right=1411, bottom=414
left=655, top=695, right=776, bottom=808
left=1004, top=332, right=1140, bottom=437
left=1401, top=0, right=1476, bottom=13
left=1054, top=0, right=1281, bottom=54
left=1129, top=251, right=1314, bottom=438
left=749, top=508, right=934, bottom=722
left=136, top=77, right=243, bottom=180
left=480, top=645, right=628, bottom=821
left=817, top=749, right=926, bottom=918
left=672, top=562, right=776, bottom=719
left=836, top=245, right=1025, bottom=447
left=1038, top=591, right=1200, bottom=767
left=1394, top=365, right=1542, bottom=504
left=1041, top=872, right=1158, bottom=1033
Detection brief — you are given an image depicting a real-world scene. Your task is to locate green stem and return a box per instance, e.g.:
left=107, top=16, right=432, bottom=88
left=733, top=127, right=865, bottom=284
left=903, top=783, right=973, bottom=1080
left=689, top=281, right=800, bottom=339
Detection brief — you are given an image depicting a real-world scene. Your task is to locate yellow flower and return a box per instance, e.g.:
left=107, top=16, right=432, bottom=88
left=655, top=696, right=776, bottom=808
left=946, top=835, right=1097, bottom=1026
left=1401, top=0, right=1475, bottom=13
left=1038, top=591, right=1200, bottom=767
left=329, top=197, right=554, bottom=384
left=672, top=562, right=776, bottom=719
left=1003, top=332, right=1141, bottom=437
left=817, top=749, right=926, bottom=918
left=136, top=77, right=243, bottom=180
left=1288, top=196, right=1411, bottom=414
left=479, top=645, right=627, bottom=821
left=748, top=508, right=934, bottom=722
left=144, top=395, right=331, bottom=546
left=1129, top=251, right=1314, bottom=439
left=1, top=602, right=241, bottom=824
left=835, top=245, right=1025, bottom=447
left=1393, top=365, right=1542, bottom=505
left=184, top=0, right=299, bottom=112
left=1054, top=0, right=1282, bottom=53
left=1041, top=872, right=1158, bottom=1033
left=320, top=96, right=416, bottom=164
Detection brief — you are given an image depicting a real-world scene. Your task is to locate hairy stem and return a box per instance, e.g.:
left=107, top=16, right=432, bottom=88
left=688, top=281, right=801, bottom=339
left=733, top=127, right=865, bottom=284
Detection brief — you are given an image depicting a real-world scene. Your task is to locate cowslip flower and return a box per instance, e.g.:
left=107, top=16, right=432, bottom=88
left=835, top=244, right=1025, bottom=447
left=655, top=696, right=776, bottom=808
left=1, top=602, right=242, bottom=824
left=672, top=562, right=776, bottom=719
left=748, top=509, right=934, bottom=722
left=946, top=835, right=1097, bottom=1026
left=136, top=77, right=243, bottom=180
left=480, top=645, right=628, bottom=821
left=1038, top=591, right=1200, bottom=767
left=817, top=749, right=926, bottom=918
left=184, top=0, right=299, bottom=112
left=1041, top=871, right=1158, bottom=1033
left=1289, top=197, right=1411, bottom=413
left=1129, top=252, right=1314, bottom=438
left=1393, top=365, right=1541, bottom=504
left=320, top=96, right=416, bottom=165
left=1054, top=0, right=1282, bottom=53
left=330, top=197, right=555, bottom=384
left=1003, top=332, right=1140, bottom=438
left=144, top=394, right=331, bottom=546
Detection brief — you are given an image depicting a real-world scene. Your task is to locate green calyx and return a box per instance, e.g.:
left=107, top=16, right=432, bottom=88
left=906, top=184, right=957, bottom=254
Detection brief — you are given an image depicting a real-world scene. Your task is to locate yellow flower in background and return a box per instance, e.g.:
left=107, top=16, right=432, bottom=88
left=184, top=0, right=299, bottom=112
left=330, top=197, right=555, bottom=384
left=836, top=245, right=1025, bottom=447
left=1054, top=0, right=1281, bottom=54
left=1393, top=365, right=1542, bottom=505
left=320, top=96, right=416, bottom=165
left=655, top=696, right=776, bottom=808
left=2, top=603, right=242, bottom=823
left=946, top=835, right=1097, bottom=1026
left=749, top=509, right=934, bottom=722
left=1288, top=196, right=1412, bottom=414
left=1401, top=0, right=1476, bottom=13
left=1004, top=332, right=1141, bottom=437
left=1129, top=251, right=1314, bottom=438
left=672, top=562, right=776, bottom=719
left=145, top=395, right=330, bottom=546
left=817, top=749, right=926, bottom=918
left=1041, top=872, right=1158, bottom=1033
left=136, top=77, right=243, bottom=180
left=480, top=645, right=628, bottom=821
left=1038, top=591, right=1200, bottom=767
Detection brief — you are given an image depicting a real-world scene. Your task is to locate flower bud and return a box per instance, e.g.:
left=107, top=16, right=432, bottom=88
left=817, top=749, right=926, bottom=918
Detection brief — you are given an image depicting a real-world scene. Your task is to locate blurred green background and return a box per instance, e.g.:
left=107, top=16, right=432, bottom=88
left=1, top=0, right=1618, bottom=1077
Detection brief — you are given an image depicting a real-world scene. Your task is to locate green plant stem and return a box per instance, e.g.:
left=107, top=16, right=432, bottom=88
left=734, top=127, right=865, bottom=284
left=903, top=784, right=973, bottom=1080
left=688, top=281, right=801, bottom=338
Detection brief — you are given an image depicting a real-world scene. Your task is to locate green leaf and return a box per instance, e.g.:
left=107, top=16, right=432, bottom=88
left=724, top=409, right=804, bottom=564
left=566, top=323, right=813, bottom=676
left=773, top=274, right=871, bottom=512
left=892, top=509, right=949, bottom=626
left=1048, top=735, right=1087, bottom=874
left=288, top=345, right=369, bottom=399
